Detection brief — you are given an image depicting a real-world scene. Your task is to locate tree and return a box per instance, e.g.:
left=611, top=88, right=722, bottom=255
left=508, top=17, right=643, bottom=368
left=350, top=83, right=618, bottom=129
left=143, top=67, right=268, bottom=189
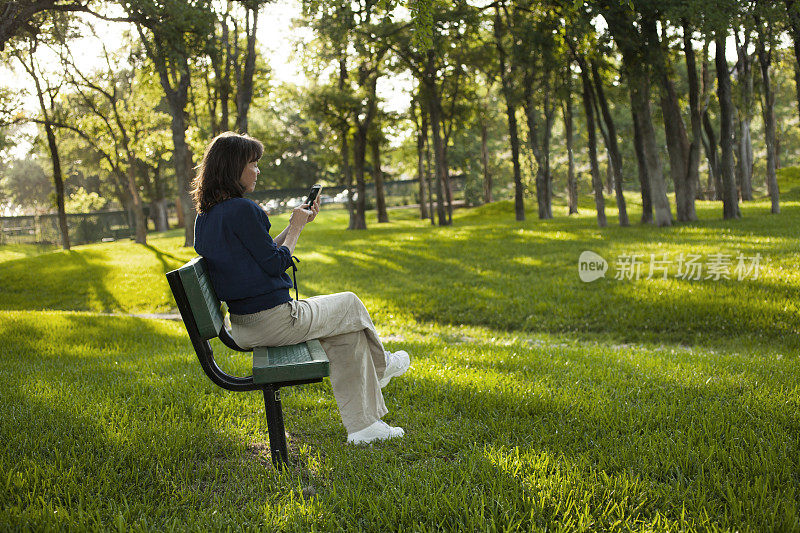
left=784, top=0, right=800, bottom=121
left=200, top=1, right=268, bottom=135
left=121, top=0, right=215, bottom=246
left=577, top=54, right=606, bottom=227
left=755, top=0, right=781, bottom=214
left=734, top=22, right=756, bottom=201
left=715, top=33, right=741, bottom=219
left=0, top=0, right=114, bottom=51
left=493, top=2, right=524, bottom=222
left=302, top=0, right=397, bottom=230
left=12, top=36, right=70, bottom=248
left=58, top=33, right=152, bottom=243
left=647, top=15, right=697, bottom=222
left=591, top=58, right=629, bottom=226
left=598, top=2, right=673, bottom=226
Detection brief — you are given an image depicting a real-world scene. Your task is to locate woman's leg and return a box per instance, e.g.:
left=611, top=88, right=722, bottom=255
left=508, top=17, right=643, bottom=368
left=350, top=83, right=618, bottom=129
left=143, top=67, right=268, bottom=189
left=230, top=292, right=390, bottom=434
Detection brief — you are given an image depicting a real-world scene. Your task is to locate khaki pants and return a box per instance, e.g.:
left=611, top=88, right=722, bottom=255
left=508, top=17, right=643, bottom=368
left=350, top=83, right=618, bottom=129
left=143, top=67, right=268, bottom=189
left=229, top=292, right=388, bottom=433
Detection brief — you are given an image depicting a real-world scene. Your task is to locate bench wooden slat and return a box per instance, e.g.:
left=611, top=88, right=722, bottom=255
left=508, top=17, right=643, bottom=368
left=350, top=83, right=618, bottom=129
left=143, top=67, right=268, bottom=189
left=253, top=339, right=330, bottom=385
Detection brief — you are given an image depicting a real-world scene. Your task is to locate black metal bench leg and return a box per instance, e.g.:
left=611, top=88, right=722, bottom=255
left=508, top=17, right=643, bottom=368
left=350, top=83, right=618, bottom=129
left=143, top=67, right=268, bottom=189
left=263, top=385, right=288, bottom=467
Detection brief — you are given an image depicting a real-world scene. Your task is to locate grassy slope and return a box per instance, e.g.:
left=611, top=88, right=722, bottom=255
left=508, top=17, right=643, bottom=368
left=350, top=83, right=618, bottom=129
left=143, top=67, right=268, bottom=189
left=1, top=194, right=797, bottom=350
left=1, top=193, right=798, bottom=531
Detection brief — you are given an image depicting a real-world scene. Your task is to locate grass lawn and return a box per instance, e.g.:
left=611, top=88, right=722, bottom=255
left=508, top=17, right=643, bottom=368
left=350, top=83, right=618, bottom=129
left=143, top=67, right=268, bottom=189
left=0, top=192, right=798, bottom=531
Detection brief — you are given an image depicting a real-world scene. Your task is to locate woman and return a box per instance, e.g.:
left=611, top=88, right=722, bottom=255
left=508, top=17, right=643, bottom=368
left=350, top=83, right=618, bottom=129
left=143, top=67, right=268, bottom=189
left=191, top=132, right=410, bottom=445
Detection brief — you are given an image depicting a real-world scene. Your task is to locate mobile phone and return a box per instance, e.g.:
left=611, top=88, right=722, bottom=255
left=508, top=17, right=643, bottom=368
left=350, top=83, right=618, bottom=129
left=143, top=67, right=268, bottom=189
left=305, top=184, right=322, bottom=206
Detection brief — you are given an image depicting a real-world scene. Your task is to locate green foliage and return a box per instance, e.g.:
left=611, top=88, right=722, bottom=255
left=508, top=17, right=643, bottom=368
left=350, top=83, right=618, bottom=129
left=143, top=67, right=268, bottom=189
left=64, top=187, right=107, bottom=213
left=0, top=157, right=52, bottom=211
left=409, top=0, right=434, bottom=50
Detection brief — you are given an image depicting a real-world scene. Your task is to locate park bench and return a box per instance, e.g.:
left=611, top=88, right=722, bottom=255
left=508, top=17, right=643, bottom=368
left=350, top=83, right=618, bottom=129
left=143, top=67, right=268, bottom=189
left=166, top=257, right=329, bottom=467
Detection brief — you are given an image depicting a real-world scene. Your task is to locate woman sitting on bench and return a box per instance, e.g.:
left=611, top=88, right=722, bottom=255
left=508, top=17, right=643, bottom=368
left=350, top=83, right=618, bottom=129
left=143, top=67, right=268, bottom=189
left=191, top=132, right=410, bottom=445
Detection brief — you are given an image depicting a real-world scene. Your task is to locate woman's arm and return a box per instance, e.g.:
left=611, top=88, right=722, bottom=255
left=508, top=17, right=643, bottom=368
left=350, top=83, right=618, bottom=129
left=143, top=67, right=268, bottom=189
left=274, top=226, right=290, bottom=247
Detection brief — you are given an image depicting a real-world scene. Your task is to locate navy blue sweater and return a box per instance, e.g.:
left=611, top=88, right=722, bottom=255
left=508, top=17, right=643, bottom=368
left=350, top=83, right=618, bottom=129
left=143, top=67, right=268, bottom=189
left=194, top=198, right=294, bottom=314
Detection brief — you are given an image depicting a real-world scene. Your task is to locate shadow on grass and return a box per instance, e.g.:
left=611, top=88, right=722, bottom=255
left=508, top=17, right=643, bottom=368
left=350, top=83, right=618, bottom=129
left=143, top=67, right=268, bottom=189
left=375, top=337, right=799, bottom=530
left=301, top=229, right=799, bottom=354
left=0, top=241, right=195, bottom=313
left=0, top=313, right=317, bottom=529
left=141, top=243, right=187, bottom=274
left=0, top=250, right=124, bottom=312
left=1, top=310, right=797, bottom=529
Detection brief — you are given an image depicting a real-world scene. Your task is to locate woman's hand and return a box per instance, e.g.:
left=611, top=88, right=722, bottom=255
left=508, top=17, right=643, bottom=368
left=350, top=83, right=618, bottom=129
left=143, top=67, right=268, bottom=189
left=306, top=197, right=321, bottom=223
left=289, top=204, right=312, bottom=231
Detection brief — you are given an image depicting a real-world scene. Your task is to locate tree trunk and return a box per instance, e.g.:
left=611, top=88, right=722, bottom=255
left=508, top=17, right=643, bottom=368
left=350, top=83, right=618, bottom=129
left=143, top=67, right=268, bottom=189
left=370, top=126, right=389, bottom=223
left=579, top=58, right=606, bottom=227
left=351, top=125, right=368, bottom=230
left=715, top=35, right=741, bottom=219
left=235, top=7, right=258, bottom=133
left=416, top=105, right=430, bottom=219
left=481, top=121, right=492, bottom=204
left=659, top=74, right=695, bottom=221
left=522, top=70, right=554, bottom=220
left=650, top=17, right=694, bottom=222
left=591, top=62, right=629, bottom=226
left=170, top=109, right=196, bottom=245
left=441, top=137, right=454, bottom=224
left=425, top=50, right=450, bottom=226
left=630, top=70, right=672, bottom=226
left=494, top=8, right=524, bottom=221
left=683, top=20, right=703, bottom=208
left=221, top=11, right=231, bottom=132
left=151, top=199, right=169, bottom=232
left=337, top=58, right=357, bottom=229
left=700, top=41, right=721, bottom=199
left=152, top=161, right=169, bottom=231
left=341, top=127, right=357, bottom=229
left=423, top=111, right=435, bottom=225
left=562, top=97, right=578, bottom=215
left=630, top=104, right=652, bottom=223
left=784, top=0, right=800, bottom=123
left=735, top=30, right=755, bottom=201
left=757, top=26, right=780, bottom=214
left=702, top=112, right=722, bottom=199
left=43, top=120, right=70, bottom=249
left=125, top=169, right=147, bottom=244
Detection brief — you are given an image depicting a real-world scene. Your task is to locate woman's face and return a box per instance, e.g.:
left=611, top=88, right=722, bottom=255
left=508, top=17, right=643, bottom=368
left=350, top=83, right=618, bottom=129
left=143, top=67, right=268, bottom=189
left=239, top=160, right=259, bottom=193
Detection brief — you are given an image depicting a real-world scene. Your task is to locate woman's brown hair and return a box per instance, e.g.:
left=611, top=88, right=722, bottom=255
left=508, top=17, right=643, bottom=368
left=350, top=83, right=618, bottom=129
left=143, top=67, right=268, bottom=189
left=191, top=132, right=264, bottom=213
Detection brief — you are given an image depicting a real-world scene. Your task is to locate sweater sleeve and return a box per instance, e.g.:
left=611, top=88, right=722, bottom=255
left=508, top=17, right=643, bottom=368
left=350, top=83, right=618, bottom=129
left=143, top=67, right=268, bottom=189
left=231, top=201, right=294, bottom=277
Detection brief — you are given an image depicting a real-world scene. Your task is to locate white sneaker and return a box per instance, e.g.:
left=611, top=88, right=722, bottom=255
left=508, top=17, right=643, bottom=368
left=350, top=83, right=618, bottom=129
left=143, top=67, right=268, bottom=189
left=379, top=350, right=410, bottom=388
left=347, top=420, right=405, bottom=444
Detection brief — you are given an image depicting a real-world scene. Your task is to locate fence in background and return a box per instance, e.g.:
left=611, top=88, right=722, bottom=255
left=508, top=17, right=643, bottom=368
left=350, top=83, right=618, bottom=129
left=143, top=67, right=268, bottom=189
left=0, top=211, right=131, bottom=246
left=0, top=177, right=467, bottom=246
left=249, top=177, right=466, bottom=214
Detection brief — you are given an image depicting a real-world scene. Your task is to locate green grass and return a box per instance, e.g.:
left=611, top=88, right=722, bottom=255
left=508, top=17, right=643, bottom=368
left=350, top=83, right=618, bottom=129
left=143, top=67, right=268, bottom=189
left=1, top=193, right=799, bottom=531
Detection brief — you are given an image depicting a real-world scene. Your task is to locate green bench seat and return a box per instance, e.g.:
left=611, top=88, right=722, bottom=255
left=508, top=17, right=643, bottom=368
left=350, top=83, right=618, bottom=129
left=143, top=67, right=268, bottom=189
left=254, top=340, right=329, bottom=384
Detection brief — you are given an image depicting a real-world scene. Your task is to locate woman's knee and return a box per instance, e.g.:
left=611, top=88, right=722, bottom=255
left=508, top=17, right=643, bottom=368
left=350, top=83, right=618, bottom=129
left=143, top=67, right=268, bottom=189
left=342, top=291, right=363, bottom=307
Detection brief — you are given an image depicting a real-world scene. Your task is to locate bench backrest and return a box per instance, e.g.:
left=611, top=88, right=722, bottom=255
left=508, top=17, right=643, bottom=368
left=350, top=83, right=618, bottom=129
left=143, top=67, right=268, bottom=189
left=167, top=256, right=257, bottom=392
left=174, top=257, right=224, bottom=341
